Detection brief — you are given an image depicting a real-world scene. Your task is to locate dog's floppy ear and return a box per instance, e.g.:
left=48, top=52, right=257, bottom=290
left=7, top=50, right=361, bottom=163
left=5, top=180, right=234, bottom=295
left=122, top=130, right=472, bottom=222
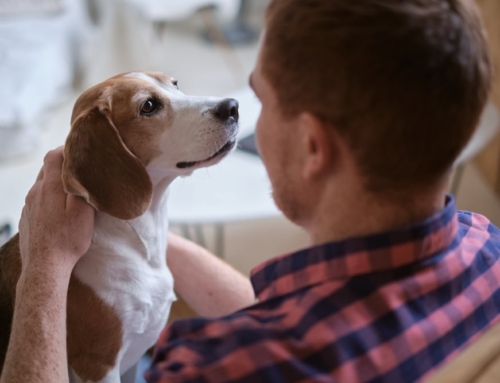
left=62, top=107, right=153, bottom=220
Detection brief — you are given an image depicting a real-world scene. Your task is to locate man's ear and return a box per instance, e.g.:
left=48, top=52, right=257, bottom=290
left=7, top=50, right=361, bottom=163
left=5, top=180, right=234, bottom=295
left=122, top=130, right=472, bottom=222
left=300, top=113, right=336, bottom=181
left=62, top=107, right=153, bottom=220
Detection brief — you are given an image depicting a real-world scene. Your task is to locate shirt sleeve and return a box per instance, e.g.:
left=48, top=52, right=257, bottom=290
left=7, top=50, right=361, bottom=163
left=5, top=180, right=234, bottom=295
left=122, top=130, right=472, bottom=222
left=145, top=316, right=263, bottom=383
left=143, top=314, right=315, bottom=383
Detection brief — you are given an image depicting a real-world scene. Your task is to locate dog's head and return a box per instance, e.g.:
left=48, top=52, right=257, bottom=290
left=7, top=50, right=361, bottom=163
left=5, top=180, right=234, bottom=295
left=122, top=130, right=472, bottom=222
left=62, top=71, right=239, bottom=220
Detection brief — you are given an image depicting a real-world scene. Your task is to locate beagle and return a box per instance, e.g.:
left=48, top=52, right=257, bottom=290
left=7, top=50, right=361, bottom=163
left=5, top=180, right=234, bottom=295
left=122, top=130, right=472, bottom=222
left=0, top=71, right=239, bottom=383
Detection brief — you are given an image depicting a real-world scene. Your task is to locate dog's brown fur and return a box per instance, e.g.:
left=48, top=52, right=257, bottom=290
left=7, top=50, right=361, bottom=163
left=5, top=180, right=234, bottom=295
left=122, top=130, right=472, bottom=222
left=0, top=235, right=123, bottom=380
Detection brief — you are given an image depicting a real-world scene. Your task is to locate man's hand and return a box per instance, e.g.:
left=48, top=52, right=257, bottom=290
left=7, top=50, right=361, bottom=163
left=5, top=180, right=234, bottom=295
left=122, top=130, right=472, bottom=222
left=1, top=148, right=95, bottom=383
left=19, top=147, right=95, bottom=276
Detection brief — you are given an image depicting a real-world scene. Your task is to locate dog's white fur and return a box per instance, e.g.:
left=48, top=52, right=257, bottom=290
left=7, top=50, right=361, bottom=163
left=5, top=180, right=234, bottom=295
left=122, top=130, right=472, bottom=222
left=70, top=72, right=238, bottom=382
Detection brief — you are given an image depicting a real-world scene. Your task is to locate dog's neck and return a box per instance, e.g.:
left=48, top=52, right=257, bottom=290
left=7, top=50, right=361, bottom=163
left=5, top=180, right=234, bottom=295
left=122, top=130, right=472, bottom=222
left=137, top=168, right=178, bottom=219
left=85, top=169, right=178, bottom=267
left=148, top=171, right=177, bottom=212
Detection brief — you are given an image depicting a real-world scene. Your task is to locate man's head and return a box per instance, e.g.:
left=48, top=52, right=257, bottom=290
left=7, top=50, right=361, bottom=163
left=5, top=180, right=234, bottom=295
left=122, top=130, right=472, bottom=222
left=252, top=0, right=491, bottom=226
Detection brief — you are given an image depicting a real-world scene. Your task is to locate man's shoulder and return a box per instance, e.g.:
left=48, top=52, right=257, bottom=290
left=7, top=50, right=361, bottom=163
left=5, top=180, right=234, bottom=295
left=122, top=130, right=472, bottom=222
left=457, top=209, right=500, bottom=239
left=453, top=210, right=500, bottom=272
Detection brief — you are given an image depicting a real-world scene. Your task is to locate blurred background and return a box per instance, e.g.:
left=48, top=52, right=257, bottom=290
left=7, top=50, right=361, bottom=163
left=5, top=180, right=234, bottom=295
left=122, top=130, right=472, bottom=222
left=0, top=0, right=310, bottom=278
left=1, top=0, right=500, bottom=276
left=2, top=0, right=500, bottom=381
left=1, top=0, right=500, bottom=278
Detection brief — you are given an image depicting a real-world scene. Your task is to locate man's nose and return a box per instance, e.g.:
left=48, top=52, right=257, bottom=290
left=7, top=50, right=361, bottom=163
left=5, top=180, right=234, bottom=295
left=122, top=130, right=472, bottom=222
left=213, top=98, right=239, bottom=122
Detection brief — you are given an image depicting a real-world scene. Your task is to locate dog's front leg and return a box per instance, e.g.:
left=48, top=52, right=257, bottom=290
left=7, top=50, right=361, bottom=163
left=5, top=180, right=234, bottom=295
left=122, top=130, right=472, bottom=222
left=98, top=368, right=121, bottom=383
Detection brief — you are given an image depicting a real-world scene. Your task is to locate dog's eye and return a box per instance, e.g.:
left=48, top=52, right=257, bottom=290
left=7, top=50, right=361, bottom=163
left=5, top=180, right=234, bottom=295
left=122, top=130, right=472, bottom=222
left=172, top=80, right=178, bottom=89
left=141, top=99, right=159, bottom=116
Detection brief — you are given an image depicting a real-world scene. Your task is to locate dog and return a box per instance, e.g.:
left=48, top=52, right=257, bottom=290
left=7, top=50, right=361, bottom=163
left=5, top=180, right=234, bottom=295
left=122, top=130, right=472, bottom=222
left=0, top=71, right=239, bottom=382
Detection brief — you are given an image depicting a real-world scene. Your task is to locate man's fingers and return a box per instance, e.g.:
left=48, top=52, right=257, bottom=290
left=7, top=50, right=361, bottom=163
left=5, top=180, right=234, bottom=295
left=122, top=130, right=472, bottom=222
left=25, top=182, right=40, bottom=205
left=65, top=195, right=95, bottom=250
left=36, top=166, right=44, bottom=182
left=66, top=194, right=94, bottom=215
left=19, top=206, right=27, bottom=226
left=19, top=206, right=31, bottom=241
left=42, top=147, right=66, bottom=196
left=43, top=147, right=64, bottom=179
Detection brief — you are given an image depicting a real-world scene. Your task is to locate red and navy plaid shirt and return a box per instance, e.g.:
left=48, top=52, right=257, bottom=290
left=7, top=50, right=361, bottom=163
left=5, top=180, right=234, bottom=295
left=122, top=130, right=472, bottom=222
left=146, top=196, right=500, bottom=382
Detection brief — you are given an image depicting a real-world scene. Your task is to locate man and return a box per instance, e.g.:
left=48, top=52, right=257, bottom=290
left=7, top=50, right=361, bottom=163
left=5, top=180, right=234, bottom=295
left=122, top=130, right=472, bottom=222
left=1, top=0, right=499, bottom=382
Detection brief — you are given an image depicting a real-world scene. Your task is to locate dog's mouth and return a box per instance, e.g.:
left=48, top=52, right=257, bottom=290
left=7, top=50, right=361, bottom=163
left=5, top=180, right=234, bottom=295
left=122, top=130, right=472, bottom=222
left=176, top=138, right=237, bottom=169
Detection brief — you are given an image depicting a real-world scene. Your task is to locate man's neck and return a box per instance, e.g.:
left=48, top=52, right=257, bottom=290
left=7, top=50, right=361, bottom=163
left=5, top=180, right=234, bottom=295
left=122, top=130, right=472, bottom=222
left=307, top=180, right=449, bottom=246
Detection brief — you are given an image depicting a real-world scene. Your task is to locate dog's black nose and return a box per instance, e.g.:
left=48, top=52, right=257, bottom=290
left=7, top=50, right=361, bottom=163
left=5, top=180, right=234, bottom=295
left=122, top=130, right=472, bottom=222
left=214, top=98, right=239, bottom=122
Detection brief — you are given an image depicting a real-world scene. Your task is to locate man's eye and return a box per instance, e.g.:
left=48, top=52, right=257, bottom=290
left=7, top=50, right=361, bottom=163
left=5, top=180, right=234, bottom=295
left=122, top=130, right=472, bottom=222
left=172, top=80, right=178, bottom=89
left=141, top=99, right=159, bottom=116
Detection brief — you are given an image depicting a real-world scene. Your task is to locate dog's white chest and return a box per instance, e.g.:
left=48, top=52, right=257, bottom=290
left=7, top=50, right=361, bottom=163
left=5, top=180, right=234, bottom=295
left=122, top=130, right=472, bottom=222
left=72, top=202, right=175, bottom=375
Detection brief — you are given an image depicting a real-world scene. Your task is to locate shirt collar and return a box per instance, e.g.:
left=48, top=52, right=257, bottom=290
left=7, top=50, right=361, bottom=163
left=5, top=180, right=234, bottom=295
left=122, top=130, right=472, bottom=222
left=251, top=195, right=458, bottom=301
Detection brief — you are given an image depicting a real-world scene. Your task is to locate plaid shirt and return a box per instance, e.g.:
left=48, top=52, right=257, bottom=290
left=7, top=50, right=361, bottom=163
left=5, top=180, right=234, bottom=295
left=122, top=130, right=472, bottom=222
left=146, top=197, right=500, bottom=382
